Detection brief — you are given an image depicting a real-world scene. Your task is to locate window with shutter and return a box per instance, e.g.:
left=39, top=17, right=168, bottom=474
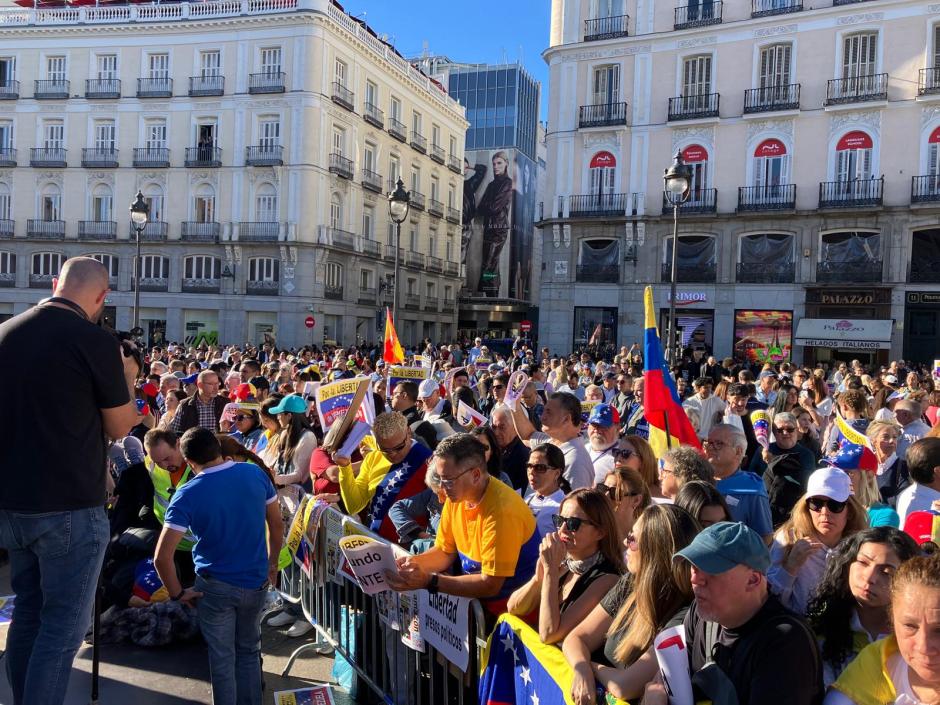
left=592, top=65, right=620, bottom=104
left=148, top=54, right=169, bottom=80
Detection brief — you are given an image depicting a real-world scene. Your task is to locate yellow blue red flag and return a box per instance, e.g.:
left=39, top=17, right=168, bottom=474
left=642, top=287, right=701, bottom=458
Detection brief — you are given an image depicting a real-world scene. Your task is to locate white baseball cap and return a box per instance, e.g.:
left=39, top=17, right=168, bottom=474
left=806, top=467, right=853, bottom=503
left=417, top=379, right=439, bottom=399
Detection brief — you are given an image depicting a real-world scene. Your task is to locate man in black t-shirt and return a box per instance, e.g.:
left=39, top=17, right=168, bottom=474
left=647, top=522, right=823, bottom=705
left=0, top=257, right=139, bottom=705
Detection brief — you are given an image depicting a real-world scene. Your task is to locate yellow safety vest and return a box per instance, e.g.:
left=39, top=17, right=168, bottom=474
left=145, top=457, right=196, bottom=552
left=830, top=636, right=898, bottom=705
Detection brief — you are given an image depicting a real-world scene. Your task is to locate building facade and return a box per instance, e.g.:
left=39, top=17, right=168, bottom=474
left=0, top=0, right=467, bottom=348
left=540, top=0, right=940, bottom=366
left=414, top=56, right=545, bottom=337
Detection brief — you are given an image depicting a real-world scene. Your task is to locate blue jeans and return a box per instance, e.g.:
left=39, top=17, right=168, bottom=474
left=195, top=575, right=266, bottom=705
left=0, top=506, right=109, bottom=705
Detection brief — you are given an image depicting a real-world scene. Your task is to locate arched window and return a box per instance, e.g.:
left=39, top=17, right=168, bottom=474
left=248, top=256, right=279, bottom=283
left=183, top=255, right=220, bottom=281
left=142, top=183, right=165, bottom=223
left=835, top=131, right=873, bottom=181
left=589, top=151, right=616, bottom=199
left=91, top=184, right=113, bottom=222
left=578, top=238, right=620, bottom=283
left=681, top=145, right=711, bottom=207
left=330, top=193, right=343, bottom=229
left=738, top=233, right=794, bottom=283
left=752, top=139, right=789, bottom=188
left=911, top=229, right=940, bottom=282
left=0, top=251, right=15, bottom=280
left=663, top=235, right=717, bottom=282
left=193, top=184, right=216, bottom=223
left=138, top=254, right=169, bottom=280
left=31, top=252, right=64, bottom=286
left=255, top=183, right=278, bottom=222
left=818, top=231, right=882, bottom=283
left=87, top=253, right=118, bottom=279
left=39, top=183, right=61, bottom=221
left=326, top=262, right=343, bottom=289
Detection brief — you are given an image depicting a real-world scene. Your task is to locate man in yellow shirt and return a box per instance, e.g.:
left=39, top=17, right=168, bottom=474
left=386, top=434, right=539, bottom=616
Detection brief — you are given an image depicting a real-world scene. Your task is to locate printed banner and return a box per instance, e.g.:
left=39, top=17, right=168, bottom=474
left=387, top=366, right=429, bottom=394
left=504, top=371, right=529, bottom=412
left=315, top=377, right=375, bottom=432
left=398, top=590, right=425, bottom=652
left=285, top=496, right=311, bottom=561
left=654, top=625, right=693, bottom=705
left=581, top=400, right=600, bottom=423
left=273, top=684, right=336, bottom=705
left=456, top=399, right=488, bottom=430
left=416, top=354, right=433, bottom=371
left=418, top=590, right=471, bottom=673
left=324, top=509, right=346, bottom=584
left=338, top=535, right=398, bottom=595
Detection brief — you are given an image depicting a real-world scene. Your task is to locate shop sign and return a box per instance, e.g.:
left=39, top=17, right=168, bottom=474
left=667, top=291, right=708, bottom=305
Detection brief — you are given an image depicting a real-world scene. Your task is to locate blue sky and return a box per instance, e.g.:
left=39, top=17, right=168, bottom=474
left=343, top=0, right=551, bottom=119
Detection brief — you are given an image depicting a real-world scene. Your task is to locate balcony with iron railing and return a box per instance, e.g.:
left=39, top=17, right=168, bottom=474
left=246, top=279, right=280, bottom=295
left=569, top=193, right=628, bottom=217
left=245, top=144, right=283, bottom=166
left=427, top=143, right=445, bottom=164
left=388, top=118, right=408, bottom=143
left=675, top=0, right=722, bottom=29
left=85, top=78, right=120, bottom=99
left=133, top=147, right=170, bottom=168
left=0, top=147, right=16, bottom=167
left=579, top=102, right=628, bottom=128
left=82, top=147, right=118, bottom=168
left=137, top=276, right=168, bottom=292
left=34, top=79, right=69, bottom=99
left=662, top=189, right=718, bottom=214
left=405, top=293, right=421, bottom=309
left=185, top=146, right=221, bottom=168
left=444, top=261, right=460, bottom=277
left=584, top=13, right=629, bottom=40
left=661, top=262, right=717, bottom=283
left=182, top=278, right=221, bottom=294
left=825, top=74, right=888, bottom=105
left=0, top=220, right=13, bottom=238
left=319, top=227, right=357, bottom=251
left=912, top=175, right=940, bottom=204
left=668, top=93, right=720, bottom=121
left=78, top=221, right=116, bottom=240
left=919, top=67, right=940, bottom=96
left=130, top=221, right=168, bottom=241
left=363, top=102, right=384, bottom=128
left=181, top=221, right=220, bottom=242
left=358, top=286, right=377, bottom=304
left=362, top=168, right=383, bottom=193
left=428, top=198, right=444, bottom=218
left=0, top=80, right=20, bottom=99
left=361, top=238, right=383, bottom=258
left=424, top=297, right=439, bottom=312
left=816, top=260, right=883, bottom=283
left=0, top=271, right=13, bottom=287
left=331, top=81, right=354, bottom=110
left=743, top=83, right=800, bottom=113
left=736, top=262, right=795, bottom=283
left=385, top=246, right=402, bottom=262
left=833, top=0, right=876, bottom=5
left=189, top=75, right=224, bottom=96
left=737, top=184, right=796, bottom=212
left=910, top=258, right=940, bottom=283
left=576, top=265, right=619, bottom=283
left=406, top=251, right=425, bottom=268
left=329, top=153, right=354, bottom=180
left=137, top=77, right=173, bottom=98
left=751, top=0, right=802, bottom=16
left=427, top=256, right=443, bottom=272
left=410, top=191, right=426, bottom=211
left=30, top=147, right=66, bottom=167
left=818, top=178, right=884, bottom=208
left=27, top=219, right=65, bottom=239
left=239, top=222, right=280, bottom=242
left=446, top=206, right=460, bottom=224
left=248, top=71, right=285, bottom=94
left=29, top=273, right=55, bottom=288
left=410, top=131, right=427, bottom=153
left=325, top=284, right=344, bottom=300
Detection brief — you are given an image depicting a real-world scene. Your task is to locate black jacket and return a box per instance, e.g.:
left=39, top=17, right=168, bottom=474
left=877, top=457, right=911, bottom=508
left=174, top=394, right=228, bottom=434
left=401, top=405, right=437, bottom=450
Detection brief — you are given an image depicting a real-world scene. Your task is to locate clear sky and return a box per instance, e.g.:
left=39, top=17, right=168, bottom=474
left=342, top=0, right=552, bottom=120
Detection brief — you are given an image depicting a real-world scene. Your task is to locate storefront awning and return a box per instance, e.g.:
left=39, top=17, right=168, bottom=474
left=794, top=318, right=893, bottom=350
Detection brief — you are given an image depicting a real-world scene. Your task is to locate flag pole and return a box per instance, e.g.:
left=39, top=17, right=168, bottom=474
left=662, top=409, right=673, bottom=449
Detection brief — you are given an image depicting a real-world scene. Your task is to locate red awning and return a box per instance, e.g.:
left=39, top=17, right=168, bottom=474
left=836, top=131, right=873, bottom=151
left=682, top=145, right=708, bottom=163
left=754, top=138, right=786, bottom=157
left=590, top=151, right=616, bottom=169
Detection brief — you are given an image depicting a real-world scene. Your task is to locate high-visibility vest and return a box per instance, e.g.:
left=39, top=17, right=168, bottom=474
left=145, top=457, right=196, bottom=552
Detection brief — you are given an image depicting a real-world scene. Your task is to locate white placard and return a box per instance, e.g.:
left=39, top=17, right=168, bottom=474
left=417, top=590, right=470, bottom=672
left=653, top=624, right=693, bottom=705
left=338, top=535, right=397, bottom=595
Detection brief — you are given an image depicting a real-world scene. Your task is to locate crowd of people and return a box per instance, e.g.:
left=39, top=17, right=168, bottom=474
left=2, top=257, right=940, bottom=705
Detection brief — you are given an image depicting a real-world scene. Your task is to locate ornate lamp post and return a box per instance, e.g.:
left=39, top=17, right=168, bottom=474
left=663, top=151, right=692, bottom=367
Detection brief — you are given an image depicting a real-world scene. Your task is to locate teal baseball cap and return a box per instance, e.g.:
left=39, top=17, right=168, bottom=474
left=674, top=522, right=770, bottom=574
left=268, top=394, right=307, bottom=415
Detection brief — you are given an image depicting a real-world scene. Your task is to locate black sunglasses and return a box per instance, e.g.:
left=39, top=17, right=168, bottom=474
left=807, top=497, right=847, bottom=514
left=611, top=447, right=634, bottom=462
left=551, top=514, right=594, bottom=532
left=526, top=462, right=557, bottom=474
left=378, top=438, right=409, bottom=456
left=596, top=483, right=641, bottom=502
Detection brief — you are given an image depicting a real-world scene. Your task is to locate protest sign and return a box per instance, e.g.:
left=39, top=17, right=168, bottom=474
left=324, top=509, right=346, bottom=584
left=504, top=371, right=529, bottom=412
left=417, top=590, right=470, bottom=672
left=273, top=684, right=335, bottom=705
left=398, top=591, right=425, bottom=652
left=416, top=354, right=433, bottom=372
left=580, top=400, right=599, bottom=423
left=387, top=366, right=428, bottom=394
left=315, top=377, right=375, bottom=433
left=653, top=625, right=693, bottom=705
left=456, top=399, right=488, bottom=430
left=338, top=535, right=398, bottom=595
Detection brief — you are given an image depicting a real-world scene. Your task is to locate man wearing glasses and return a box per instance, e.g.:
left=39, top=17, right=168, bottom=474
left=336, top=412, right=433, bottom=543
left=385, top=434, right=539, bottom=618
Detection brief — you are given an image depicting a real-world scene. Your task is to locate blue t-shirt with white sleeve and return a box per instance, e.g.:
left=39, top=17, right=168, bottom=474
left=165, top=460, right=277, bottom=589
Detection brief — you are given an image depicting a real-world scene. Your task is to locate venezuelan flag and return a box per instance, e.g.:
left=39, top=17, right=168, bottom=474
left=479, top=614, right=628, bottom=705
left=642, top=287, right=701, bottom=459
left=383, top=308, right=405, bottom=364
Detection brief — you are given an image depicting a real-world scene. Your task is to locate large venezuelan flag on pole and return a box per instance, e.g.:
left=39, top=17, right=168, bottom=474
left=643, top=287, right=701, bottom=458
left=479, top=614, right=628, bottom=705
left=383, top=308, right=405, bottom=364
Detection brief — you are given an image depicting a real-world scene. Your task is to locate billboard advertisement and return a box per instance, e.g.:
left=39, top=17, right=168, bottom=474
left=461, top=148, right=535, bottom=300
left=734, top=310, right=793, bottom=364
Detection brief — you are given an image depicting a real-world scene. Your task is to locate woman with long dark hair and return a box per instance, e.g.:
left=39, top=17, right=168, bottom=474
left=266, top=394, right=316, bottom=493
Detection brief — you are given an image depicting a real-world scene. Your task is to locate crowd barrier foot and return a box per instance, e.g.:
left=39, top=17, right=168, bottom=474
left=281, top=629, right=335, bottom=677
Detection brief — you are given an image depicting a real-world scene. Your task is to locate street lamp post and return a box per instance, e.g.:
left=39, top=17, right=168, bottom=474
left=129, top=190, right=150, bottom=333
left=387, top=178, right=411, bottom=323
left=663, top=151, right=692, bottom=368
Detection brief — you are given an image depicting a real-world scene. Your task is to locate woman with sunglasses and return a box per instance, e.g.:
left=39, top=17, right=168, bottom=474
left=229, top=407, right=264, bottom=452
left=807, top=526, right=919, bottom=686
left=768, top=467, right=868, bottom=614
left=562, top=504, right=698, bottom=705
left=507, top=488, right=623, bottom=645
left=599, top=444, right=652, bottom=543
left=524, top=444, right=572, bottom=539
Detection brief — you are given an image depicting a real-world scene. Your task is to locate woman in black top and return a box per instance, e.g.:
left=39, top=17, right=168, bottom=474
left=507, top=488, right=624, bottom=645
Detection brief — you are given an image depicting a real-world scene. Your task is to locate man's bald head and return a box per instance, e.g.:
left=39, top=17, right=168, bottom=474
left=52, top=257, right=110, bottom=321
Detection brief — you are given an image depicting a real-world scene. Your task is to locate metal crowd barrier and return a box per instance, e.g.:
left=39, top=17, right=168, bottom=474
left=278, top=506, right=489, bottom=705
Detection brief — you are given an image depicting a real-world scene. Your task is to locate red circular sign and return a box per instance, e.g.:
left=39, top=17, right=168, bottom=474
left=836, top=130, right=873, bottom=151
left=682, top=145, right=708, bottom=163
left=520, top=320, right=532, bottom=332
left=590, top=151, right=616, bottom=169
left=754, top=138, right=786, bottom=158
left=930, top=126, right=940, bottom=144
left=304, top=316, right=315, bottom=329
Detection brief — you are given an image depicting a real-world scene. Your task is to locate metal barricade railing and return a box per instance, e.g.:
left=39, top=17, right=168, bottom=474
left=279, top=506, right=488, bottom=705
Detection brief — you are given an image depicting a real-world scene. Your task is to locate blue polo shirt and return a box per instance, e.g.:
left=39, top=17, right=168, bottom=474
left=165, top=460, right=277, bottom=589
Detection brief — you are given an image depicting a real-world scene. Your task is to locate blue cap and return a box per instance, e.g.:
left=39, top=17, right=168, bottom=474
left=181, top=373, right=199, bottom=385
left=588, top=403, right=620, bottom=428
left=674, top=522, right=770, bottom=574
left=268, top=394, right=307, bottom=415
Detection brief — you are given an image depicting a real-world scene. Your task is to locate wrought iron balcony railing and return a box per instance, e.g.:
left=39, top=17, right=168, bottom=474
left=189, top=75, right=224, bottom=96
left=661, top=262, right=717, bottom=283
left=30, top=147, right=67, bottom=167
left=0, top=147, right=16, bottom=167
left=27, top=219, right=65, bottom=238
left=34, top=79, right=69, bottom=99
left=569, top=193, right=628, bottom=217
left=329, top=153, right=354, bottom=179
left=85, top=78, right=120, bottom=99
left=364, top=102, right=384, bottom=128
left=818, top=178, right=884, bottom=208
left=0, top=80, right=20, bottom=100
left=584, top=13, right=629, bottom=40
left=576, top=265, right=619, bottom=283
left=133, top=147, right=169, bottom=168
left=736, top=262, right=795, bottom=283
left=737, top=184, right=796, bottom=211
left=248, top=71, right=285, bottom=94
left=918, top=67, right=940, bottom=96
left=410, top=131, right=427, bottom=153
left=668, top=93, right=719, bottom=121
left=743, top=83, right=800, bottom=113
left=245, top=145, right=283, bottom=166
left=78, top=221, right=117, bottom=240
left=912, top=175, right=940, bottom=204
left=181, top=221, right=220, bottom=242
left=662, top=189, right=718, bottom=214
left=825, top=74, right=888, bottom=105
left=579, top=102, right=628, bottom=128
left=239, top=222, right=280, bottom=242
left=81, top=147, right=118, bottom=168
left=674, top=0, right=722, bottom=29
left=130, top=221, right=168, bottom=241
left=137, top=77, right=173, bottom=97
left=331, top=81, right=354, bottom=110
left=751, top=0, right=802, bottom=17
left=185, top=146, right=221, bottom=168
left=388, top=117, right=407, bottom=142
left=816, top=261, right=883, bottom=283
left=362, top=168, right=383, bottom=193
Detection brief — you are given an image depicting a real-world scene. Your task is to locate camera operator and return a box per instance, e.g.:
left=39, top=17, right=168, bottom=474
left=0, top=256, right=140, bottom=705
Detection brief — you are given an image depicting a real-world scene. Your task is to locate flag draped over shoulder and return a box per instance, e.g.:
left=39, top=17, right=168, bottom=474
left=642, top=287, right=701, bottom=458
left=478, top=614, right=629, bottom=705
left=383, top=308, right=404, bottom=364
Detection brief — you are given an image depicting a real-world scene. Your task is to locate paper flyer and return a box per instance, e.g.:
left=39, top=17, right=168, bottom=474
left=504, top=371, right=529, bottom=411
left=338, top=535, right=398, bottom=595
left=272, top=683, right=335, bottom=705
left=456, top=399, right=488, bottom=430
left=398, top=590, right=425, bottom=652
left=653, top=625, right=693, bottom=705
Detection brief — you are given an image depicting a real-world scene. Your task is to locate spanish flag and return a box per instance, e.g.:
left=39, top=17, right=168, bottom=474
left=383, top=308, right=405, bottom=364
left=643, top=287, right=701, bottom=458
